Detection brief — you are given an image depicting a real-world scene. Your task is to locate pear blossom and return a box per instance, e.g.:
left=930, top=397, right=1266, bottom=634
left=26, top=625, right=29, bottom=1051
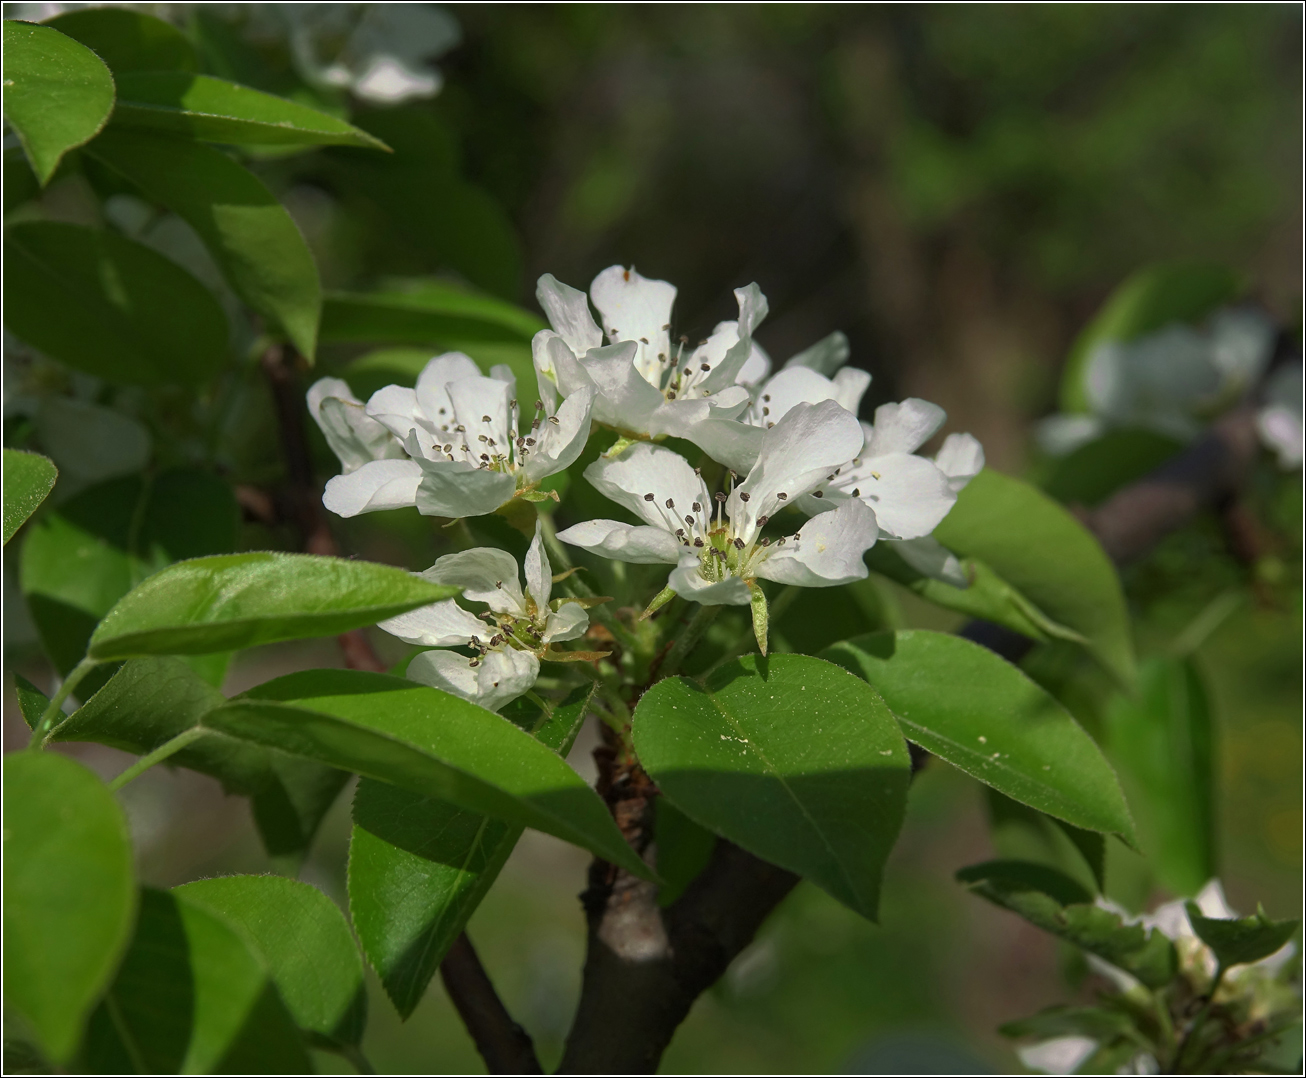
left=556, top=400, right=878, bottom=614
left=1255, top=362, right=1303, bottom=469
left=311, top=352, right=595, bottom=520
left=378, top=522, right=590, bottom=712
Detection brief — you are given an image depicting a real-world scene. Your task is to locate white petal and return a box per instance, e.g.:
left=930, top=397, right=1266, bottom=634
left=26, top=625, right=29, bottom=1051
left=413, top=462, right=518, bottom=519
left=731, top=399, right=864, bottom=540
left=378, top=598, right=485, bottom=647
left=1257, top=405, right=1304, bottom=469
left=684, top=416, right=764, bottom=475
left=934, top=432, right=985, bottom=492
left=536, top=273, right=603, bottom=358
left=427, top=546, right=526, bottom=615
left=1017, top=1036, right=1099, bottom=1075
left=667, top=554, right=752, bottom=606
left=645, top=397, right=712, bottom=442
left=840, top=451, right=956, bottom=540
left=406, top=647, right=540, bottom=713
left=589, top=265, right=676, bottom=383
left=698, top=284, right=769, bottom=392
left=783, top=331, right=850, bottom=376
left=865, top=399, right=947, bottom=456
left=832, top=367, right=872, bottom=415
left=583, top=442, right=710, bottom=533
left=323, top=458, right=423, bottom=517
left=1035, top=413, right=1104, bottom=457
left=530, top=330, right=562, bottom=413
left=446, top=375, right=513, bottom=457
left=757, top=498, right=877, bottom=587
left=524, top=385, right=596, bottom=482
left=581, top=342, right=665, bottom=432
left=891, top=536, right=968, bottom=587
left=489, top=364, right=517, bottom=399
left=736, top=339, right=772, bottom=385
left=1209, top=308, right=1275, bottom=388
left=752, top=366, right=847, bottom=426
left=555, top=519, right=681, bottom=564
left=524, top=520, right=551, bottom=611
left=543, top=602, right=589, bottom=644
left=366, top=385, right=431, bottom=441
left=415, top=351, right=483, bottom=429
left=308, top=376, right=361, bottom=412
left=315, top=394, right=402, bottom=473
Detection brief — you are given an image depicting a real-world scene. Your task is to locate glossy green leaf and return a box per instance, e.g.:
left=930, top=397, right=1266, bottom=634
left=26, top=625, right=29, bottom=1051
left=822, top=631, right=1136, bottom=843
left=986, top=787, right=1106, bottom=894
left=4, top=221, right=230, bottom=385
left=957, top=860, right=1177, bottom=988
left=85, top=128, right=321, bottom=358
left=21, top=470, right=238, bottom=677
left=46, top=658, right=347, bottom=862
left=3, top=21, right=115, bottom=184
left=770, top=576, right=895, bottom=656
left=1060, top=263, right=1243, bottom=413
left=633, top=653, right=911, bottom=920
left=3, top=753, right=135, bottom=1064
left=654, top=797, right=718, bottom=908
left=175, top=876, right=366, bottom=1048
left=1105, top=657, right=1215, bottom=898
left=3, top=449, right=57, bottom=546
left=321, top=280, right=543, bottom=346
left=1186, top=904, right=1300, bottom=969
left=46, top=8, right=197, bottom=73
left=934, top=469, right=1136, bottom=685
left=86, top=552, right=455, bottom=659
left=349, top=684, right=591, bottom=1017
left=1040, top=428, right=1184, bottom=509
left=207, top=669, right=649, bottom=878
left=79, top=888, right=310, bottom=1074
left=1000, top=1005, right=1141, bottom=1044
left=111, top=72, right=389, bottom=150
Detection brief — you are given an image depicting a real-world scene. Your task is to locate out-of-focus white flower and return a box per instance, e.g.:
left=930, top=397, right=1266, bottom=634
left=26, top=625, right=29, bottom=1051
left=310, top=353, right=594, bottom=520
left=1255, top=363, right=1303, bottom=470
left=1017, top=1035, right=1099, bottom=1075
left=1038, top=307, right=1278, bottom=456
left=557, top=400, right=878, bottom=607
left=378, top=522, right=588, bottom=712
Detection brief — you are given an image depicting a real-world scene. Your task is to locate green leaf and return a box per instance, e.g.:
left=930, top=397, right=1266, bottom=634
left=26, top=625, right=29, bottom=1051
left=821, top=631, right=1136, bottom=843
left=46, top=8, right=198, bottom=73
left=934, top=469, right=1136, bottom=685
left=349, top=684, right=592, bottom=1017
left=4, top=221, right=230, bottom=385
left=175, top=876, right=366, bottom=1048
left=957, top=860, right=1177, bottom=988
left=86, top=551, right=456, bottom=660
left=1186, top=904, right=1300, bottom=969
left=633, top=653, right=911, bottom=920
left=1060, top=263, right=1243, bottom=413
left=999, top=1005, right=1141, bottom=1044
left=654, top=797, right=718, bottom=908
left=1040, top=429, right=1184, bottom=509
left=78, top=888, right=311, bottom=1074
left=770, top=576, right=894, bottom=656
left=4, top=148, right=40, bottom=212
left=206, top=669, right=650, bottom=879
left=321, top=280, right=544, bottom=346
left=1105, top=657, right=1215, bottom=898
left=3, top=449, right=57, bottom=545
left=111, top=73, right=389, bottom=150
left=3, top=21, right=115, bottom=184
left=84, top=128, right=321, bottom=358
left=986, top=787, right=1106, bottom=894
left=43, top=657, right=349, bottom=863
left=3, top=753, right=135, bottom=1064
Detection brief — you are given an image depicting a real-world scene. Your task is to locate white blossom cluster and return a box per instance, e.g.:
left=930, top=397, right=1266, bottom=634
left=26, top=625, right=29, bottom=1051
left=310, top=267, right=984, bottom=710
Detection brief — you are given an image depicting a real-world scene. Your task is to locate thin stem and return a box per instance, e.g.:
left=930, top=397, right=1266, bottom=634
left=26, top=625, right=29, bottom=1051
left=440, top=931, right=542, bottom=1074
left=108, top=728, right=208, bottom=792
left=339, top=1044, right=375, bottom=1075
left=29, top=658, right=100, bottom=750
left=658, top=605, right=720, bottom=680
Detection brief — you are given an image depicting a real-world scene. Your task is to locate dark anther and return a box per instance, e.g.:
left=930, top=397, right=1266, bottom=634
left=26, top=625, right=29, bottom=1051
left=715, top=492, right=727, bottom=502
left=812, top=490, right=823, bottom=498
left=665, top=498, right=675, bottom=509
left=644, top=493, right=655, bottom=502
left=482, top=415, right=492, bottom=423
left=777, top=492, right=788, bottom=500
left=692, top=501, right=702, bottom=512
left=851, top=488, right=860, bottom=497
left=685, top=515, right=695, bottom=526
left=758, top=514, right=769, bottom=526
left=739, top=492, right=750, bottom=502
left=700, top=363, right=711, bottom=371
left=733, top=538, right=745, bottom=550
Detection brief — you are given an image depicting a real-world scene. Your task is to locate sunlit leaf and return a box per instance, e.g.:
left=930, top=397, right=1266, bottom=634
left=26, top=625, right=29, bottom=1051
left=3, top=449, right=57, bottom=546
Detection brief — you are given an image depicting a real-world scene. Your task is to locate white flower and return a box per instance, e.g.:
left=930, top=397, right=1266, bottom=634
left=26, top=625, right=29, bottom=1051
left=557, top=400, right=878, bottom=611
left=314, top=352, right=595, bottom=520
left=378, top=522, right=589, bottom=712
left=1016, top=1035, right=1099, bottom=1075
left=307, top=377, right=407, bottom=473
left=532, top=267, right=767, bottom=470
left=1255, top=363, right=1303, bottom=470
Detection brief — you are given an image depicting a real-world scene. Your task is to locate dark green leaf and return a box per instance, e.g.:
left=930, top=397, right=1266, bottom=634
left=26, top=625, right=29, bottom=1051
left=986, top=788, right=1106, bottom=893
left=1060, top=263, right=1243, bottom=413
left=822, top=631, right=1136, bottom=843
left=46, top=8, right=197, bottom=73
left=633, top=653, right=911, bottom=920
left=174, top=876, right=366, bottom=1048
left=87, top=552, right=455, bottom=659
left=3, top=21, right=115, bottom=184
left=957, top=860, right=1176, bottom=988
left=3, top=449, right=57, bottom=546
left=321, top=281, right=543, bottom=346
left=111, top=73, right=388, bottom=150
left=79, top=888, right=310, bottom=1074
left=999, top=1004, right=1140, bottom=1044
left=770, top=576, right=894, bottom=656
left=3, top=753, right=135, bottom=1064
left=934, top=469, right=1136, bottom=685
left=50, top=657, right=346, bottom=862
left=1040, top=429, right=1184, bottom=509
left=1186, top=904, right=1300, bottom=969
left=207, top=670, right=649, bottom=878
left=4, top=222, right=230, bottom=385
left=349, top=684, right=591, bottom=1017
left=1105, top=657, right=1215, bottom=898
left=4, top=149, right=40, bottom=212
left=85, top=128, right=321, bottom=358
left=654, top=797, right=717, bottom=908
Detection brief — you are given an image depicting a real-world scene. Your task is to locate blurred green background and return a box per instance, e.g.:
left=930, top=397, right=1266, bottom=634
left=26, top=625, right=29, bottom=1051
left=4, top=4, right=1301, bottom=1073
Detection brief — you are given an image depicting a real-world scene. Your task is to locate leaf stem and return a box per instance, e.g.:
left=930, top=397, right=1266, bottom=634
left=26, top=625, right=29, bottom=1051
left=658, top=604, right=720, bottom=680
left=108, top=727, right=208, bottom=792
left=29, top=657, right=100, bottom=750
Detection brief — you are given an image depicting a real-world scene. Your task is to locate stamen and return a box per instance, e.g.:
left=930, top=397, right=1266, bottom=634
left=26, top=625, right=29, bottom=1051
left=739, top=492, right=750, bottom=502
left=644, top=493, right=655, bottom=502
left=665, top=498, right=675, bottom=509
left=812, top=490, right=823, bottom=498
left=777, top=492, right=788, bottom=501
left=757, top=515, right=769, bottom=526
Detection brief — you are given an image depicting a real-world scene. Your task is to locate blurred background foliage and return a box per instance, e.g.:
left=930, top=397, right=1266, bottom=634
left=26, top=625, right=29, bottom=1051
left=4, top=3, right=1301, bottom=1073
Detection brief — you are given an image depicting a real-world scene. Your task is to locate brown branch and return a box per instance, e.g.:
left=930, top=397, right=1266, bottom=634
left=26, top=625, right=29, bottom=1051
left=440, top=932, right=544, bottom=1074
